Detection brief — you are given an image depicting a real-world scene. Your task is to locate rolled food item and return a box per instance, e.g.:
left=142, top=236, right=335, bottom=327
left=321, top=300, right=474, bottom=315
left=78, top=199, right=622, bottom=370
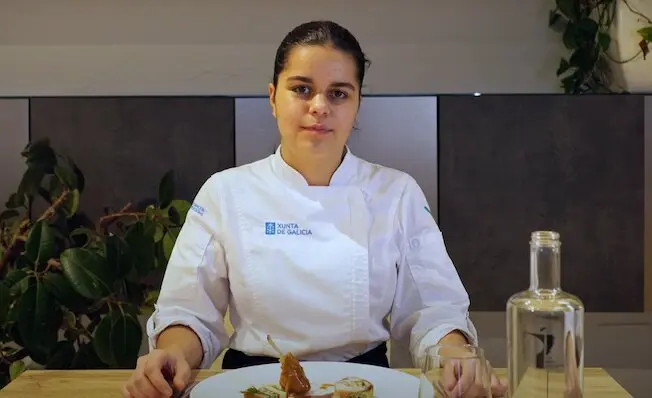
left=333, top=377, right=374, bottom=398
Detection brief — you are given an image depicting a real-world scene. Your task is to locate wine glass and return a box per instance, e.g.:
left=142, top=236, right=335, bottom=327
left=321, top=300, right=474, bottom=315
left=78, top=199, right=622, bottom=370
left=418, top=344, right=492, bottom=398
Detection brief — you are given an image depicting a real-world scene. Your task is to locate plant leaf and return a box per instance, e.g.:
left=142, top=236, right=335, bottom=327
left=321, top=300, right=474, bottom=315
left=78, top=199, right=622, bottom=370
left=162, top=227, right=181, bottom=262
left=140, top=290, right=159, bottom=316
left=556, top=58, right=570, bottom=76
left=598, top=32, right=611, bottom=51
left=153, top=224, right=165, bottom=242
left=20, top=138, right=48, bottom=157
left=17, top=278, right=62, bottom=363
left=3, top=269, right=28, bottom=290
left=92, top=313, right=115, bottom=365
left=45, top=340, right=76, bottom=369
left=111, top=311, right=142, bottom=367
left=9, top=360, right=25, bottom=381
left=70, top=227, right=96, bottom=248
left=7, top=270, right=30, bottom=296
left=54, top=164, right=77, bottom=190
left=548, top=11, right=567, bottom=33
left=93, top=311, right=142, bottom=367
left=562, top=22, right=578, bottom=49
left=5, top=193, right=25, bottom=209
left=0, top=283, right=10, bottom=325
left=556, top=0, right=578, bottom=21
left=73, top=164, right=85, bottom=193
left=48, top=173, right=63, bottom=198
left=105, top=235, right=133, bottom=279
left=17, top=167, right=45, bottom=200
left=71, top=343, right=107, bottom=370
left=42, top=272, right=90, bottom=311
left=166, top=199, right=191, bottom=226
left=22, top=138, right=57, bottom=173
left=0, top=210, right=20, bottom=222
left=60, top=247, right=114, bottom=300
left=124, top=222, right=155, bottom=276
left=25, top=220, right=55, bottom=265
left=576, top=18, right=598, bottom=38
left=569, top=48, right=594, bottom=70
left=158, top=170, right=175, bottom=209
left=62, top=189, right=80, bottom=218
left=638, top=26, right=652, bottom=42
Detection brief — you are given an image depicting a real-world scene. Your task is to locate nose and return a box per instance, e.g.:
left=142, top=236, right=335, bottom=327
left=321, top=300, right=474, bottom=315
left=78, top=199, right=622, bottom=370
left=309, top=94, right=330, bottom=116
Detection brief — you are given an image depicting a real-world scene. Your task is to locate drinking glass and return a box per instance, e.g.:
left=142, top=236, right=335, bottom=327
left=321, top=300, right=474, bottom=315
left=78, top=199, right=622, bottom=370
left=418, top=344, right=492, bottom=398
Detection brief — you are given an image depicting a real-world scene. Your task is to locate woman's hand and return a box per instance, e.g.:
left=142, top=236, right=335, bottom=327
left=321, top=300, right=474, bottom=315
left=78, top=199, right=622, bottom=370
left=486, top=359, right=507, bottom=397
left=441, top=356, right=507, bottom=397
left=122, top=347, right=191, bottom=398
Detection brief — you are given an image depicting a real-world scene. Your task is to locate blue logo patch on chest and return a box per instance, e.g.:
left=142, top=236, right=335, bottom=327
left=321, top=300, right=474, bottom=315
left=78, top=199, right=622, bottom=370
left=264, top=222, right=276, bottom=235
left=264, top=222, right=312, bottom=236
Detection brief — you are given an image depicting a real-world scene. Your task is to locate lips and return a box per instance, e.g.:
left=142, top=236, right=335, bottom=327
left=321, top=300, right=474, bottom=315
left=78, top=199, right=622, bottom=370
left=303, top=124, right=331, bottom=133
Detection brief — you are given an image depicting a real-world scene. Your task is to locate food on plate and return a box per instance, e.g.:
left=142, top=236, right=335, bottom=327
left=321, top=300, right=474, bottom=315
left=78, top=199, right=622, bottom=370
left=241, top=385, right=284, bottom=398
left=279, top=352, right=311, bottom=394
left=265, top=335, right=311, bottom=394
left=333, top=377, right=374, bottom=398
left=240, top=377, right=374, bottom=398
left=241, top=384, right=334, bottom=397
left=254, top=337, right=373, bottom=397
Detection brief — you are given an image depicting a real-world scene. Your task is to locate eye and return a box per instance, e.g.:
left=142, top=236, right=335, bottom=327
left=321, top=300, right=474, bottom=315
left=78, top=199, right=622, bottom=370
left=292, top=85, right=311, bottom=96
left=329, top=90, right=348, bottom=100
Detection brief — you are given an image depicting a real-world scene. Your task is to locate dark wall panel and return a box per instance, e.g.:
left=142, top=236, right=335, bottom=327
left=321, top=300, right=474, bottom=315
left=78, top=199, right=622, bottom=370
left=30, top=97, right=235, bottom=220
left=439, top=95, right=645, bottom=312
left=0, top=99, right=29, bottom=206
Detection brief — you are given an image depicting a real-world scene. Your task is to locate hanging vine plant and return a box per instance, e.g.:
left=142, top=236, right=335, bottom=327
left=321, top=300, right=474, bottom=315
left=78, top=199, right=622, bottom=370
left=549, top=0, right=652, bottom=94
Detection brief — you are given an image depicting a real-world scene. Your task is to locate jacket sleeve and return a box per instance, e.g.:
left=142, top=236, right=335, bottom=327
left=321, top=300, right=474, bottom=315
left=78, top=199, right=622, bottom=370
left=146, top=175, right=230, bottom=369
left=389, top=176, right=478, bottom=367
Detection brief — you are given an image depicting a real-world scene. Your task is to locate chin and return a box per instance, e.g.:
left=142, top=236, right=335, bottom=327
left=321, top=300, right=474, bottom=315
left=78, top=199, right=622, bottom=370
left=298, top=137, right=338, bottom=152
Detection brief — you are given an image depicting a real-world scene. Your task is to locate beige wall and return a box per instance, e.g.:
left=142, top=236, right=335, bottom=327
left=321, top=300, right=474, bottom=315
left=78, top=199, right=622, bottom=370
left=0, top=0, right=562, bottom=96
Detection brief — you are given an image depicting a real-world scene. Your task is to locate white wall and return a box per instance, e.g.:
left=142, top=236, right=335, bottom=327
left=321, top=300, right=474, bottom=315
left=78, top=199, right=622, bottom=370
left=0, top=0, right=563, bottom=96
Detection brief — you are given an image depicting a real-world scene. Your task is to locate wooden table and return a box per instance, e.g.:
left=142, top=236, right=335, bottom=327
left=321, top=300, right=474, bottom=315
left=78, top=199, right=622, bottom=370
left=0, top=367, right=632, bottom=397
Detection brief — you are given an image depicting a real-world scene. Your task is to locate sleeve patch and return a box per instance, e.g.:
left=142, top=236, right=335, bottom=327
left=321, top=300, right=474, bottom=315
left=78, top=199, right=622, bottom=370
left=191, top=202, right=206, bottom=216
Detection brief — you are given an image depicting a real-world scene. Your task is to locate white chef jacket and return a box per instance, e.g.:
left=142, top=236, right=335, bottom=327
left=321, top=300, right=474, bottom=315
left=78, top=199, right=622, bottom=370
left=146, top=146, right=478, bottom=369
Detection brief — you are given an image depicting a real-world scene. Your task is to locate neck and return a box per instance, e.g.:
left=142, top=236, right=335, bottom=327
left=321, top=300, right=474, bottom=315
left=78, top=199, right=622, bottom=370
left=529, top=231, right=562, bottom=292
left=280, top=145, right=346, bottom=186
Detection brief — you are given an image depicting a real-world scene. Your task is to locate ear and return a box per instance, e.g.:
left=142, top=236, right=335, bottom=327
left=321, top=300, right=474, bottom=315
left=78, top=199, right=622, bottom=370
left=268, top=83, right=277, bottom=119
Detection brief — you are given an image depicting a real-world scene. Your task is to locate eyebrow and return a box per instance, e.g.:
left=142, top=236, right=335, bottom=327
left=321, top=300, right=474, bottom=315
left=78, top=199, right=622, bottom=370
left=286, top=76, right=356, bottom=91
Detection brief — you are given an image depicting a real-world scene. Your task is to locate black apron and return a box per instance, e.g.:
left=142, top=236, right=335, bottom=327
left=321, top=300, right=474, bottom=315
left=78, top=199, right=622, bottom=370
left=222, top=342, right=389, bottom=370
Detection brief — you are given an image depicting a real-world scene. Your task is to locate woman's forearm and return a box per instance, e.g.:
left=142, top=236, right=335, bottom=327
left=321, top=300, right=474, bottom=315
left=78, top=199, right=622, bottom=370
left=438, top=330, right=470, bottom=346
left=156, top=325, right=205, bottom=368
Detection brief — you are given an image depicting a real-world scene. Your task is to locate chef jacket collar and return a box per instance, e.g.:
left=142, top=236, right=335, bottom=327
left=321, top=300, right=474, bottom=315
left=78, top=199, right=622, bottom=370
left=272, top=145, right=357, bottom=187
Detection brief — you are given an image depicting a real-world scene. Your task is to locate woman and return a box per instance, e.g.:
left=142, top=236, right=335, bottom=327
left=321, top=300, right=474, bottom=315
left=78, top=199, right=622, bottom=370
left=123, top=20, right=506, bottom=398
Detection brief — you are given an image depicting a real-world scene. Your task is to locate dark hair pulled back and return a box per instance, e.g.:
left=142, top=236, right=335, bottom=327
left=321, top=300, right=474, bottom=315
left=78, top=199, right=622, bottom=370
left=272, top=20, right=371, bottom=91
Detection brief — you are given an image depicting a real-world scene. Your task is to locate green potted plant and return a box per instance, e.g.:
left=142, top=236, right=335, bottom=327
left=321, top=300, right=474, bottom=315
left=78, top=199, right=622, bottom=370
left=0, top=138, right=191, bottom=387
left=548, top=0, right=651, bottom=93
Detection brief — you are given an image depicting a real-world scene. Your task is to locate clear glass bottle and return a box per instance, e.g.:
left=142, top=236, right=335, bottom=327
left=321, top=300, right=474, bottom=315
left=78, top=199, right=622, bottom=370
left=506, top=231, right=584, bottom=398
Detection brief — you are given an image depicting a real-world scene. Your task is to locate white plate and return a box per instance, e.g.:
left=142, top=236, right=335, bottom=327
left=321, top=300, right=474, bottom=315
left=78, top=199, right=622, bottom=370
left=190, top=361, right=420, bottom=397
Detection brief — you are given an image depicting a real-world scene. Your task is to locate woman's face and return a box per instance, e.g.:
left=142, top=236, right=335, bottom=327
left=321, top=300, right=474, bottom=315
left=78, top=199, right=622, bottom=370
left=268, top=45, right=360, bottom=157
